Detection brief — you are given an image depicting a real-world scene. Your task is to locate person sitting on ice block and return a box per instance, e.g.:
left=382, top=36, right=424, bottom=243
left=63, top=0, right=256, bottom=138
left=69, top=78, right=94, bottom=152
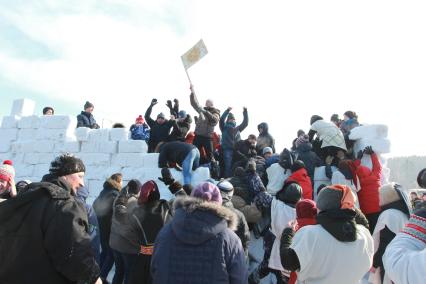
left=77, top=101, right=100, bottom=129
left=158, top=141, right=200, bottom=187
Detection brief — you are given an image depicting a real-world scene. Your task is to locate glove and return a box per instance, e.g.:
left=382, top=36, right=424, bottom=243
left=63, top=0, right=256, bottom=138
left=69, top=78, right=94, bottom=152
left=364, top=146, right=374, bottom=155
left=158, top=167, right=174, bottom=185
left=151, top=98, right=158, bottom=106
left=243, top=107, right=247, bottom=113
left=166, top=100, right=173, bottom=109
left=356, top=150, right=364, bottom=160
left=173, top=98, right=179, bottom=106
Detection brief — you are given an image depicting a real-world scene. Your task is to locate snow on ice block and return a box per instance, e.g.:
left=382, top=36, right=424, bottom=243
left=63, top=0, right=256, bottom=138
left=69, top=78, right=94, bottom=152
left=17, top=115, right=40, bottom=129
left=18, top=129, right=38, bottom=140
left=192, top=167, right=211, bottom=185
left=1, top=116, right=20, bottom=128
left=143, top=168, right=162, bottom=181
left=87, top=179, right=105, bottom=204
left=81, top=141, right=117, bottom=153
left=0, top=140, right=11, bottom=152
left=140, top=153, right=159, bottom=167
left=14, top=163, right=34, bottom=177
left=111, top=153, right=145, bottom=167
left=353, top=138, right=391, bottom=155
left=85, top=166, right=122, bottom=180
left=36, top=128, right=75, bottom=142
left=121, top=167, right=146, bottom=181
left=88, top=129, right=110, bottom=143
left=75, top=127, right=92, bottom=141
left=33, top=140, right=55, bottom=153
left=24, top=153, right=55, bottom=165
left=0, top=128, right=19, bottom=142
left=78, top=153, right=111, bottom=166
left=349, top=124, right=388, bottom=140
left=118, top=140, right=148, bottom=153
left=39, top=115, right=76, bottom=129
left=109, top=128, right=129, bottom=141
left=11, top=141, right=34, bottom=153
left=10, top=99, right=35, bottom=117
left=33, top=164, right=50, bottom=177
left=55, top=141, right=81, bottom=153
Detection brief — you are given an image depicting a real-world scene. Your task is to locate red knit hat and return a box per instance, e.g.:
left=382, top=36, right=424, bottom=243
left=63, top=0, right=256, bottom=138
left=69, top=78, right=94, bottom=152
left=0, top=160, right=15, bottom=183
left=135, top=115, right=145, bottom=124
left=295, top=199, right=317, bottom=231
left=138, top=180, right=160, bottom=204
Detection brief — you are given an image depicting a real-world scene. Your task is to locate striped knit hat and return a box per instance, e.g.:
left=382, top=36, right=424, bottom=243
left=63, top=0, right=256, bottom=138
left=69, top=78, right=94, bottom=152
left=401, top=209, right=426, bottom=243
left=0, top=160, right=15, bottom=183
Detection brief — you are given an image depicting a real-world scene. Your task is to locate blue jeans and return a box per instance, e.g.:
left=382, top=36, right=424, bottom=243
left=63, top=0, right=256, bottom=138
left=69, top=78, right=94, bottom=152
left=223, top=149, right=234, bottom=178
left=182, top=148, right=200, bottom=185
left=100, top=238, right=114, bottom=279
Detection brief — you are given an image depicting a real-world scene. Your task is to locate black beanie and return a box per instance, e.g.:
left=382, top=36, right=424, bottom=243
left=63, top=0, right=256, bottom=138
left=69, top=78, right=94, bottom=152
left=417, top=168, right=426, bottom=189
left=84, top=101, right=94, bottom=110
left=49, top=154, right=86, bottom=177
left=310, top=115, right=323, bottom=125
left=127, top=179, right=142, bottom=195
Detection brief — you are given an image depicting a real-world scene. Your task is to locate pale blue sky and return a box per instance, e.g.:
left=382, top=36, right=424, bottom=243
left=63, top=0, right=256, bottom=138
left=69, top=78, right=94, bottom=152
left=1, top=0, right=426, bottom=157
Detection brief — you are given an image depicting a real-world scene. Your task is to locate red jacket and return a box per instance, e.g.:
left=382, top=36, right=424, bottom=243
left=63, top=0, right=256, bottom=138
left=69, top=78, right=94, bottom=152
left=286, top=168, right=313, bottom=200
left=354, top=153, right=382, bottom=214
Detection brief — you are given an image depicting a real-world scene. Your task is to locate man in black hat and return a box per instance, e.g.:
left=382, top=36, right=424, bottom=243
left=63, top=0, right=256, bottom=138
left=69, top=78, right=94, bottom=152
left=77, top=101, right=100, bottom=129
left=0, top=154, right=101, bottom=284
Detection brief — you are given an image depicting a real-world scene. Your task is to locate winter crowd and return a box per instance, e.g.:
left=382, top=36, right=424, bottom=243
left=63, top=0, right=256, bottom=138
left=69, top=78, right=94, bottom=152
left=0, top=86, right=426, bottom=284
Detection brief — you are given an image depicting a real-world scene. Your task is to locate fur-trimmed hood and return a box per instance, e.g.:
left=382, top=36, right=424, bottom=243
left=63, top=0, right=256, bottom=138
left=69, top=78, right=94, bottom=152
left=171, top=196, right=238, bottom=245
left=103, top=178, right=122, bottom=192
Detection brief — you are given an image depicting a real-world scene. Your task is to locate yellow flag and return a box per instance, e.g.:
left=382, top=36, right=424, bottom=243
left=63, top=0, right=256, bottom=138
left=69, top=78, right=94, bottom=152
left=181, top=39, right=208, bottom=70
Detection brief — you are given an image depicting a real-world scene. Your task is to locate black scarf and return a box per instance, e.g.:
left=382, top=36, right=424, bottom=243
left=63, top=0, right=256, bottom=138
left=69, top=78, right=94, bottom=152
left=316, top=208, right=357, bottom=242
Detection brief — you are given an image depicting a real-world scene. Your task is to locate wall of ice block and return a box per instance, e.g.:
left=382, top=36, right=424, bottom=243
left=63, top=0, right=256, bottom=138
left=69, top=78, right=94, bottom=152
left=0, top=99, right=210, bottom=203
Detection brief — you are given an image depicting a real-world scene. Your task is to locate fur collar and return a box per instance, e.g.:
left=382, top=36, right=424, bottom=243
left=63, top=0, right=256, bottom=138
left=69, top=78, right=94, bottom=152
left=173, top=196, right=237, bottom=231
left=104, top=178, right=122, bottom=191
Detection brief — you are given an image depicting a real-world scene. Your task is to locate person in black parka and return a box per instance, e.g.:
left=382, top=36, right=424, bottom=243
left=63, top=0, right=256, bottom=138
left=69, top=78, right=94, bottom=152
left=145, top=98, right=174, bottom=153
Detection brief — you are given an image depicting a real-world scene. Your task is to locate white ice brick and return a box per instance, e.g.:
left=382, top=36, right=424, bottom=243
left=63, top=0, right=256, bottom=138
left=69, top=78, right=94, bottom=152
left=36, top=128, right=75, bottom=141
left=33, top=164, right=50, bottom=177
left=360, top=154, right=387, bottom=170
left=10, top=99, right=35, bottom=116
left=11, top=141, right=34, bottom=153
left=121, top=167, right=146, bottom=180
left=81, top=141, right=117, bottom=153
left=14, top=163, right=34, bottom=177
left=143, top=168, right=163, bottom=181
left=33, top=140, right=55, bottom=153
left=349, top=124, right=389, bottom=140
left=87, top=179, right=105, bottom=204
left=314, top=166, right=334, bottom=182
left=54, top=141, right=81, bottom=153
left=157, top=182, right=174, bottom=201
left=111, top=153, right=145, bottom=167
left=18, top=129, right=38, bottom=140
left=119, top=140, right=148, bottom=153
left=24, top=153, right=55, bottom=165
left=0, top=153, right=12, bottom=162
left=353, top=138, right=391, bottom=155
left=0, top=140, right=11, bottom=152
left=1, top=115, right=20, bottom=128
left=0, top=128, right=19, bottom=142
left=6, top=153, right=25, bottom=164
left=85, top=166, right=122, bottom=180
left=39, top=115, right=77, bottom=129
left=79, top=153, right=111, bottom=166
left=109, top=128, right=129, bottom=141
left=192, top=167, right=211, bottom=185
left=140, top=153, right=159, bottom=167
left=75, top=127, right=92, bottom=141
left=381, top=167, right=391, bottom=185
left=17, top=115, right=40, bottom=129
left=88, top=129, right=110, bottom=142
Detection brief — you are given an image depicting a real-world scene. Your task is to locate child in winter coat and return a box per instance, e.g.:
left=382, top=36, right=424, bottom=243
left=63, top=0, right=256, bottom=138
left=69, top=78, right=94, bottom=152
left=288, top=199, right=317, bottom=284
left=130, top=115, right=150, bottom=141
left=370, top=183, right=411, bottom=284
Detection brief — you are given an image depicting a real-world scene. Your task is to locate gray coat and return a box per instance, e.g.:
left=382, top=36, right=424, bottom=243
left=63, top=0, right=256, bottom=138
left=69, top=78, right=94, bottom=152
left=151, top=196, right=248, bottom=284
left=190, top=92, right=220, bottom=137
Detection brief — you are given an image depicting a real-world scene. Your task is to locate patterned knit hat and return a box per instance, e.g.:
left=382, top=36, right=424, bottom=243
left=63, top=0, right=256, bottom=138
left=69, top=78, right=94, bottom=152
left=401, top=209, right=426, bottom=243
left=135, top=115, right=144, bottom=124
left=0, top=160, right=15, bottom=183
left=191, top=182, right=222, bottom=204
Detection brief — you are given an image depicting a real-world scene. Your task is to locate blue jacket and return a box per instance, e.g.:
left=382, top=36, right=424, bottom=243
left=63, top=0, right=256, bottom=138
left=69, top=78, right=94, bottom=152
left=219, top=109, right=248, bottom=150
left=76, top=186, right=101, bottom=265
left=130, top=123, right=150, bottom=141
left=151, top=197, right=248, bottom=284
left=77, top=111, right=99, bottom=129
